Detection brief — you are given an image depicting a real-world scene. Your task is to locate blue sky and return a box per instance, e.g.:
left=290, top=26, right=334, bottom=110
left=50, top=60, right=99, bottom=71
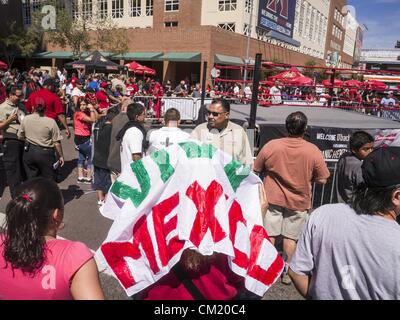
left=348, top=0, right=400, bottom=49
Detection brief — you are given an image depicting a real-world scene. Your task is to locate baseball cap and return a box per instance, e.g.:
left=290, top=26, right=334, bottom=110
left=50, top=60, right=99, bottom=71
left=362, top=146, right=400, bottom=188
left=101, top=81, right=108, bottom=88
left=77, top=79, right=85, bottom=85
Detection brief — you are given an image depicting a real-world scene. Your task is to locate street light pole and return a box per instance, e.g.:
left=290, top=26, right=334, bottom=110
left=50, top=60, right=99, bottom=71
left=243, top=0, right=254, bottom=87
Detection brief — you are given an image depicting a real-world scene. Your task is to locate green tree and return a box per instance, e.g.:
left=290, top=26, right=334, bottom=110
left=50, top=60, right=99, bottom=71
left=42, top=2, right=128, bottom=59
left=92, top=17, right=128, bottom=56
left=44, top=6, right=92, bottom=59
left=303, top=59, right=317, bottom=78
left=0, top=21, right=42, bottom=68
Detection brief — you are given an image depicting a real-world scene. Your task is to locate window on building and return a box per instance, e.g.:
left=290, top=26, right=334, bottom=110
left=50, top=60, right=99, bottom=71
left=245, top=0, right=252, bottom=13
left=304, top=4, right=310, bottom=37
left=22, top=0, right=31, bottom=25
left=146, top=0, right=153, bottom=16
left=218, top=23, right=236, bottom=32
left=298, top=1, right=305, bottom=35
left=219, top=0, right=237, bottom=12
left=82, top=0, right=93, bottom=19
left=309, top=9, right=315, bottom=41
left=256, top=27, right=266, bottom=40
left=165, top=21, right=178, bottom=27
left=318, top=16, right=323, bottom=44
left=243, top=23, right=250, bottom=36
left=129, top=0, right=141, bottom=17
left=98, top=0, right=108, bottom=19
left=72, top=0, right=79, bottom=20
left=32, top=0, right=40, bottom=11
left=165, top=0, right=179, bottom=11
left=112, top=0, right=124, bottom=18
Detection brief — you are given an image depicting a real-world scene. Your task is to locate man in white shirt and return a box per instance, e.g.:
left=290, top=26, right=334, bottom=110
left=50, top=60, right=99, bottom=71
left=233, top=83, right=240, bottom=97
left=381, top=92, right=396, bottom=107
left=244, top=85, right=252, bottom=99
left=116, top=103, right=147, bottom=174
left=71, top=79, right=85, bottom=107
left=270, top=82, right=282, bottom=104
left=147, top=108, right=190, bottom=155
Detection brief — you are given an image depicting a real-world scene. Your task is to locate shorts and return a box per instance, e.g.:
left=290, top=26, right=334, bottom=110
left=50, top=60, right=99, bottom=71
left=263, top=204, right=309, bottom=241
left=93, top=166, right=112, bottom=193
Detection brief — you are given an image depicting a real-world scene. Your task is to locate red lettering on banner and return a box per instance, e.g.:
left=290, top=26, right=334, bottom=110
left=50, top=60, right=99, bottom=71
left=267, top=0, right=288, bottom=19
left=101, top=215, right=160, bottom=289
left=228, top=200, right=249, bottom=269
left=152, top=192, right=185, bottom=267
left=187, top=180, right=227, bottom=247
left=101, top=241, right=138, bottom=288
left=267, top=0, right=277, bottom=12
left=248, top=225, right=284, bottom=286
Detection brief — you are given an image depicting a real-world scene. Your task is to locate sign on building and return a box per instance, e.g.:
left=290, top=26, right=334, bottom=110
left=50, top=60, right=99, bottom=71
left=257, top=0, right=297, bottom=38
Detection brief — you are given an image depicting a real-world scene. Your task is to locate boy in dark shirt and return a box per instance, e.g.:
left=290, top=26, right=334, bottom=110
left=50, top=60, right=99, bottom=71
left=93, top=107, right=119, bottom=206
left=334, top=131, right=374, bottom=204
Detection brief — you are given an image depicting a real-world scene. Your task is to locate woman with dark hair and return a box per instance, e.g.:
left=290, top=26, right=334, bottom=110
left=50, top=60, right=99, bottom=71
left=73, top=97, right=98, bottom=184
left=18, top=102, right=64, bottom=180
left=0, top=178, right=104, bottom=300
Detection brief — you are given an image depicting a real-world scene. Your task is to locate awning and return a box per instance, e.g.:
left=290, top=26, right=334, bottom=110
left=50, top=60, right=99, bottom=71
left=33, top=51, right=52, bottom=58
left=113, top=52, right=163, bottom=61
left=33, top=51, right=116, bottom=59
left=160, top=52, right=201, bottom=62
left=42, top=51, right=74, bottom=59
left=214, top=54, right=244, bottom=66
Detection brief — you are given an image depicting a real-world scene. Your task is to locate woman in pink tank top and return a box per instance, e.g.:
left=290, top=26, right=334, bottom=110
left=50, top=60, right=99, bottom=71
left=0, top=178, right=104, bottom=300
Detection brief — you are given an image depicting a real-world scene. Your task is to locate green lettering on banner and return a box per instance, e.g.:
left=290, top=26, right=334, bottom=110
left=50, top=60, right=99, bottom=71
left=179, top=142, right=216, bottom=159
left=111, top=160, right=150, bottom=207
left=224, top=159, right=250, bottom=192
left=150, top=149, right=174, bottom=183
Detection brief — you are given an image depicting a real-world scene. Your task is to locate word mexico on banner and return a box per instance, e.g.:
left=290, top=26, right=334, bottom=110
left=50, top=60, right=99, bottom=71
left=96, top=141, right=284, bottom=297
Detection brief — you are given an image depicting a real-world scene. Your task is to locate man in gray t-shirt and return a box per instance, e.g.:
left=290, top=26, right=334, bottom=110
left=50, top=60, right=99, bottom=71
left=290, top=146, right=400, bottom=300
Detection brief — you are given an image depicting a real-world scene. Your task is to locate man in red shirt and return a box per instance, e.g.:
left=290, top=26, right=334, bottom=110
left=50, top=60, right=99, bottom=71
left=95, top=82, right=110, bottom=112
left=26, top=78, right=70, bottom=138
left=125, top=78, right=138, bottom=97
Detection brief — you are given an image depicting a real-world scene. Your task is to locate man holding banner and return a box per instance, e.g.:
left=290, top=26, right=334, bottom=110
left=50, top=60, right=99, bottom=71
left=97, top=134, right=283, bottom=299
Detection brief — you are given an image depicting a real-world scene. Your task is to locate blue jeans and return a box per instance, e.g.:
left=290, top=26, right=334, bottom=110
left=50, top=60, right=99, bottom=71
left=77, top=139, right=92, bottom=169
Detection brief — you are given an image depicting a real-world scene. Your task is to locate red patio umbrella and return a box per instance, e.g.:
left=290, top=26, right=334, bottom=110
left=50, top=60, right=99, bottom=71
left=0, top=60, right=8, bottom=71
left=322, top=78, right=343, bottom=87
left=125, top=61, right=156, bottom=76
left=140, top=65, right=156, bottom=76
left=269, top=67, right=304, bottom=83
left=343, top=79, right=364, bottom=88
left=364, top=80, right=387, bottom=90
left=288, top=76, right=314, bottom=86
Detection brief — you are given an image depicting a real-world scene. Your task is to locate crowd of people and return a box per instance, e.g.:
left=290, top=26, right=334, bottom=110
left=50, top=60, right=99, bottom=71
left=1, top=66, right=400, bottom=300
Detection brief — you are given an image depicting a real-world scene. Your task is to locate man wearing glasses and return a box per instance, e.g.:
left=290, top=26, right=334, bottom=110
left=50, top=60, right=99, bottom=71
left=191, top=98, right=253, bottom=166
left=0, top=86, right=26, bottom=198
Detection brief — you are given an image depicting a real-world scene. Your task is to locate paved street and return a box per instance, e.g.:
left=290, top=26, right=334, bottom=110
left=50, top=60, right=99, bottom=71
left=0, top=126, right=303, bottom=300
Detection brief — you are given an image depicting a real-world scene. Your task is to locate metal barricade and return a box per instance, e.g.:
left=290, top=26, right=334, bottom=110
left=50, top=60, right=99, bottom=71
left=132, top=96, right=157, bottom=118
left=162, top=97, right=213, bottom=121
left=311, top=159, right=338, bottom=209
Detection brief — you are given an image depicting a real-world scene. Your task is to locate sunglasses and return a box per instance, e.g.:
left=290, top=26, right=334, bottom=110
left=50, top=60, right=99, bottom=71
left=207, top=110, right=225, bottom=117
